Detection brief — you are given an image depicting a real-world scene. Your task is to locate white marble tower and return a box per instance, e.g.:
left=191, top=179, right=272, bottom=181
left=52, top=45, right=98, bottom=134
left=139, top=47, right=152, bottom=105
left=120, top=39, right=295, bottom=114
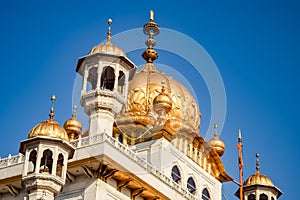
left=76, top=19, right=136, bottom=136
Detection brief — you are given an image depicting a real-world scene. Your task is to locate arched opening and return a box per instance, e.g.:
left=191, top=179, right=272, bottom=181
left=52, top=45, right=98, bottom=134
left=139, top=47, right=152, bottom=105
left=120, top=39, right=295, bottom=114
left=101, top=66, right=115, bottom=91
left=271, top=197, right=275, bottom=200
left=202, top=188, right=210, bottom=200
left=260, top=193, right=268, bottom=200
left=56, top=153, right=64, bottom=177
left=171, top=165, right=181, bottom=183
left=118, top=134, right=123, bottom=144
left=40, top=149, right=53, bottom=174
left=187, top=177, right=196, bottom=194
left=248, top=194, right=255, bottom=200
left=28, top=149, right=37, bottom=174
left=87, top=67, right=98, bottom=91
left=118, top=71, right=125, bottom=94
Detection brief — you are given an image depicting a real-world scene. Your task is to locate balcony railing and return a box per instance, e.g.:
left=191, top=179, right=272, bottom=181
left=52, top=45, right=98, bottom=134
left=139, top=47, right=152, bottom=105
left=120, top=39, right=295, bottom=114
left=1, top=133, right=197, bottom=200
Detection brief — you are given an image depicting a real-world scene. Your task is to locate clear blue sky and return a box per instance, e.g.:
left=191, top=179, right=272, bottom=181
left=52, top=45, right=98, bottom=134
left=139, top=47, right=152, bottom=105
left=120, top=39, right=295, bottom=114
left=0, top=1, right=299, bottom=199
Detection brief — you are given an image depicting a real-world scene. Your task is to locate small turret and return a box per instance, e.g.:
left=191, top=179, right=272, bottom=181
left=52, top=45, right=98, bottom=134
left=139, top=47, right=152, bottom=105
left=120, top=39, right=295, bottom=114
left=19, top=96, right=75, bottom=200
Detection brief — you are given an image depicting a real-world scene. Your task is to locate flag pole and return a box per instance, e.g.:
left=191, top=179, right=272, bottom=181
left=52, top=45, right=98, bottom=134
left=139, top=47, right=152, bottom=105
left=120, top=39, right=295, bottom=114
left=237, top=129, right=243, bottom=200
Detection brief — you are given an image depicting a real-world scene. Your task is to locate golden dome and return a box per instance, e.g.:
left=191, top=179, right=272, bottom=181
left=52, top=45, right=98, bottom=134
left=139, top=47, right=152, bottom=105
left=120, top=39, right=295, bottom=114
left=209, top=124, right=225, bottom=156
left=117, top=63, right=201, bottom=136
left=28, top=119, right=69, bottom=141
left=153, top=85, right=173, bottom=114
left=209, top=137, right=225, bottom=157
left=88, top=19, right=126, bottom=57
left=64, top=105, right=82, bottom=141
left=28, top=95, right=69, bottom=141
left=88, top=41, right=126, bottom=57
left=244, top=171, right=274, bottom=187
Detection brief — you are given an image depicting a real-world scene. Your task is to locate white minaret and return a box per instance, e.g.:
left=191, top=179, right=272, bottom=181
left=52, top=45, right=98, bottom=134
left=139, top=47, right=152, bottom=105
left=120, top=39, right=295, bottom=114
left=76, top=19, right=136, bottom=136
left=19, top=96, right=75, bottom=200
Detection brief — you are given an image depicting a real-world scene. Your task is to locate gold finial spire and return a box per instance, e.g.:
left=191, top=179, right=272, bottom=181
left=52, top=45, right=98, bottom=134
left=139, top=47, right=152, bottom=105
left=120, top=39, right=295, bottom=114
left=150, top=10, right=154, bottom=21
left=238, top=129, right=242, bottom=143
left=49, top=95, right=56, bottom=119
left=256, top=153, right=260, bottom=172
left=142, top=10, right=160, bottom=63
left=72, top=105, right=77, bottom=118
left=214, top=123, right=219, bottom=137
left=107, top=18, right=112, bottom=42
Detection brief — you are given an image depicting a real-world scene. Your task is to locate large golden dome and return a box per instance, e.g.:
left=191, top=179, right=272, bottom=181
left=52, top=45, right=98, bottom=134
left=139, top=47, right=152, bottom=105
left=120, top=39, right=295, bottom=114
left=28, top=119, right=69, bottom=141
left=244, top=171, right=274, bottom=187
left=116, top=63, right=201, bottom=137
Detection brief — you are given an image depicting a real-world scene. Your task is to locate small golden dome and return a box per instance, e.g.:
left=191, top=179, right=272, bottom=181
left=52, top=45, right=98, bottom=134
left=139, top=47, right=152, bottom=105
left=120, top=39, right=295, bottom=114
left=28, top=119, right=69, bottom=141
left=209, top=137, right=225, bottom=157
left=153, top=85, right=173, bottom=114
left=209, top=124, right=225, bottom=156
left=64, top=105, right=82, bottom=140
left=244, top=171, right=274, bottom=187
left=28, top=95, right=69, bottom=141
left=88, top=41, right=126, bottom=57
left=88, top=19, right=126, bottom=57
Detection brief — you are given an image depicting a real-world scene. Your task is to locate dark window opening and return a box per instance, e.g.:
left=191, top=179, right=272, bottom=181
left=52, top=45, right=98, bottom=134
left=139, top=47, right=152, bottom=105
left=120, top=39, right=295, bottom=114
left=28, top=150, right=37, bottom=173
left=171, top=165, right=181, bottom=183
left=40, top=149, right=53, bottom=174
left=101, top=66, right=115, bottom=91
left=202, top=188, right=210, bottom=200
left=118, top=71, right=125, bottom=94
left=248, top=194, right=255, bottom=200
left=56, top=153, right=64, bottom=177
left=260, top=194, right=268, bottom=200
left=187, top=177, right=196, bottom=194
left=87, top=67, right=98, bottom=91
left=118, top=134, right=123, bottom=143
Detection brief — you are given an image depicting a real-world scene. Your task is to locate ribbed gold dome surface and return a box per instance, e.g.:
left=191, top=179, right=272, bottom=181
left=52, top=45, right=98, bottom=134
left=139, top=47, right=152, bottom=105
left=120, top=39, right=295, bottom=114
left=244, top=171, right=274, bottom=187
left=28, top=119, right=69, bottom=141
left=117, top=63, right=201, bottom=135
left=88, top=41, right=126, bottom=57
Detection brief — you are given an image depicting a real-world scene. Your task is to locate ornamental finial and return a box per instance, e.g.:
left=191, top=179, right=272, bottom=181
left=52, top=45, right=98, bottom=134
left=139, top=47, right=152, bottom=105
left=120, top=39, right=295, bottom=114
left=150, top=10, right=154, bottom=21
left=142, top=10, right=160, bottom=63
left=256, top=153, right=260, bottom=172
left=107, top=18, right=112, bottom=42
left=238, top=129, right=242, bottom=143
left=214, top=123, right=219, bottom=138
left=72, top=105, right=77, bottom=118
left=49, top=95, right=56, bottom=119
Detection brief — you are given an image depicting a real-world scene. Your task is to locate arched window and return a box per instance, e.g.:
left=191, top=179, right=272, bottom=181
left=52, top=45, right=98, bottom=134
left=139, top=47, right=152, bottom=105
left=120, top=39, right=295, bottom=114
left=248, top=194, right=255, bottom=200
left=271, top=197, right=275, bottom=200
left=101, top=66, right=115, bottom=91
left=118, top=134, right=123, bottom=143
left=40, top=149, right=53, bottom=174
left=56, top=153, right=64, bottom=177
left=187, top=177, right=196, bottom=194
left=260, top=193, right=268, bottom=200
left=87, top=67, right=98, bottom=91
left=28, top=149, right=37, bottom=173
left=202, top=188, right=210, bottom=200
left=171, top=165, right=181, bottom=183
left=118, top=71, right=125, bottom=94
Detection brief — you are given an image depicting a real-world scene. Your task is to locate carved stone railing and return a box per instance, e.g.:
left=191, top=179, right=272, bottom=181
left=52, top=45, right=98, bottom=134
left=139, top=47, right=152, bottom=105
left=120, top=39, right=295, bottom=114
left=0, top=153, right=25, bottom=168
left=1, top=134, right=197, bottom=199
left=70, top=133, right=197, bottom=200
